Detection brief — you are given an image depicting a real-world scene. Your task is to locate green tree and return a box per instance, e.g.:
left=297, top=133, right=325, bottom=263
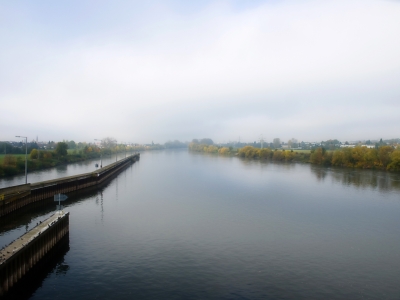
left=363, top=148, right=378, bottom=168
left=42, top=151, right=52, bottom=159
left=378, top=146, right=393, bottom=168
left=30, top=149, right=38, bottom=159
left=352, top=146, right=367, bottom=168
left=342, top=148, right=355, bottom=167
left=55, top=142, right=68, bottom=157
left=310, top=148, right=324, bottom=164
left=310, top=147, right=331, bottom=166
left=387, top=149, right=400, bottom=171
left=332, top=150, right=345, bottom=166
left=67, top=140, right=76, bottom=149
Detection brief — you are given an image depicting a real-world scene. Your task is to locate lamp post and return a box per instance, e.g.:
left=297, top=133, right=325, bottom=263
left=94, top=139, right=102, bottom=168
left=108, top=139, right=118, bottom=162
left=16, top=135, right=28, bottom=184
left=115, top=140, right=118, bottom=162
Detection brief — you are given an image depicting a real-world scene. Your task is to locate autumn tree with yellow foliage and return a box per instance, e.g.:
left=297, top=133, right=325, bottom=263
left=189, top=142, right=400, bottom=172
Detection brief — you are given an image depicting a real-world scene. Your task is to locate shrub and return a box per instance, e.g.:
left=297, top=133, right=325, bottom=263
left=259, top=148, right=272, bottom=159
left=272, top=150, right=285, bottom=161
left=218, top=147, right=230, bottom=155
left=30, top=149, right=38, bottom=159
left=3, top=155, right=17, bottom=167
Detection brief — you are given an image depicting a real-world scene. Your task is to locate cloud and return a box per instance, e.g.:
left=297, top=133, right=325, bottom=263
left=1, top=0, right=400, bottom=143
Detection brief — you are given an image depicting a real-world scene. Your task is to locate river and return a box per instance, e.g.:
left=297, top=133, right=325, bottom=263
left=0, top=152, right=130, bottom=189
left=1, top=149, right=400, bottom=299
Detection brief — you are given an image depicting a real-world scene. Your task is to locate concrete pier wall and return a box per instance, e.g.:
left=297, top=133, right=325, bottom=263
left=0, top=212, right=70, bottom=296
left=0, top=154, right=139, bottom=218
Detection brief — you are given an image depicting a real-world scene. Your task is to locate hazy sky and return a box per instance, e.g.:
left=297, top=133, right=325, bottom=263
left=1, top=0, right=400, bottom=144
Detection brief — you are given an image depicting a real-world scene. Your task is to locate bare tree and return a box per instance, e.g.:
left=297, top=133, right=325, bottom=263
left=101, top=137, right=117, bottom=148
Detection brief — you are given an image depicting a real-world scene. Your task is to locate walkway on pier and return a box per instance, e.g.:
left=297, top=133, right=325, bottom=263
left=0, top=212, right=68, bottom=263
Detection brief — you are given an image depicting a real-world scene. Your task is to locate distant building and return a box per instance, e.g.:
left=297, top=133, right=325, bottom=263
left=340, top=144, right=374, bottom=149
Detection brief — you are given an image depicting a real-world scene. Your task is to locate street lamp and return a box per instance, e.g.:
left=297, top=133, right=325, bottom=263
left=115, top=140, right=118, bottom=162
left=16, top=135, right=28, bottom=184
left=120, top=141, right=125, bottom=159
left=94, top=139, right=102, bottom=168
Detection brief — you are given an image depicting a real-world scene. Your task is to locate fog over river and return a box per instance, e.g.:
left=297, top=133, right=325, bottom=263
left=1, top=149, right=399, bottom=299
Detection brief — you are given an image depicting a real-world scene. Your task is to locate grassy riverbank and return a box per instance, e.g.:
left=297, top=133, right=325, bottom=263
left=0, top=154, right=26, bottom=165
left=189, top=143, right=400, bottom=171
left=0, top=151, right=104, bottom=177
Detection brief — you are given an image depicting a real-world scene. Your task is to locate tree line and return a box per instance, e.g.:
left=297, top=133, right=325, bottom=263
left=0, top=141, right=40, bottom=155
left=189, top=143, right=309, bottom=162
left=310, top=145, right=400, bottom=171
left=0, top=138, right=189, bottom=177
left=0, top=142, right=104, bottom=177
left=189, top=142, right=400, bottom=172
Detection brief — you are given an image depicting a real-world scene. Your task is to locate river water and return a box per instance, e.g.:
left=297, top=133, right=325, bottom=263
left=0, top=152, right=130, bottom=189
left=1, top=149, right=400, bottom=299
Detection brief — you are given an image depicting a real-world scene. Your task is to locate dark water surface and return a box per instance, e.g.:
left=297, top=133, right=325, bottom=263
left=1, top=150, right=400, bottom=299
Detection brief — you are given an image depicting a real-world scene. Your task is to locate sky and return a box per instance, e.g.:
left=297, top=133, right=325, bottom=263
left=1, top=0, right=400, bottom=144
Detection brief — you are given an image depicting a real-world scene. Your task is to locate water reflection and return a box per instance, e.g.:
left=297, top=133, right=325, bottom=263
left=55, top=258, right=70, bottom=276
left=310, top=166, right=400, bottom=192
left=237, top=156, right=400, bottom=192
left=95, top=191, right=104, bottom=221
left=0, top=180, right=113, bottom=247
left=55, top=165, right=68, bottom=173
left=237, top=157, right=298, bottom=171
left=310, top=166, right=328, bottom=181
